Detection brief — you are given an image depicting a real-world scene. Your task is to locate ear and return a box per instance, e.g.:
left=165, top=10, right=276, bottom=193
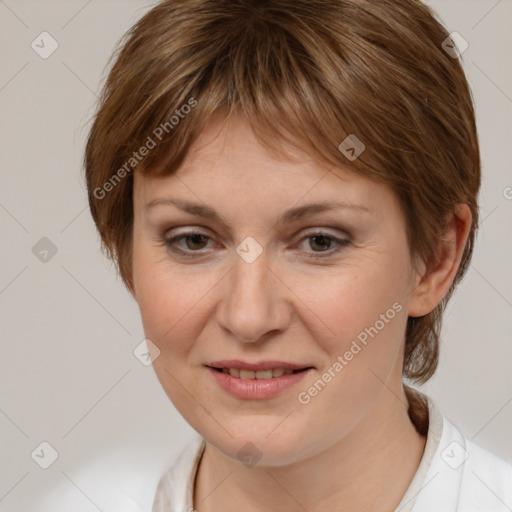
left=408, top=204, right=472, bottom=317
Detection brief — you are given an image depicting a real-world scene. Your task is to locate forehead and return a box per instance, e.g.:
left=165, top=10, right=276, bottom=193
left=133, top=112, right=398, bottom=222
left=175, top=111, right=330, bottom=181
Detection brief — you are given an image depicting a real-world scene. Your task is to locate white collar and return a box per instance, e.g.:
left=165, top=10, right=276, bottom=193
left=152, top=392, right=512, bottom=512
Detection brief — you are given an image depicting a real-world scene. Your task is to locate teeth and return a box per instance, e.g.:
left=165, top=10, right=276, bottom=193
left=223, top=368, right=299, bottom=379
left=255, top=370, right=273, bottom=379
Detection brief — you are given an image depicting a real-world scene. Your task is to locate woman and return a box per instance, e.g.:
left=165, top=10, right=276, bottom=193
left=84, top=0, right=512, bottom=510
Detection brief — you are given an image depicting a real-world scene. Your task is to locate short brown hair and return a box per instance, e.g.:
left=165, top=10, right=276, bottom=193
left=84, top=0, right=480, bottom=384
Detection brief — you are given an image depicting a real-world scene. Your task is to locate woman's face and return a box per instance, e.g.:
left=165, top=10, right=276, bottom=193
left=132, top=113, right=420, bottom=466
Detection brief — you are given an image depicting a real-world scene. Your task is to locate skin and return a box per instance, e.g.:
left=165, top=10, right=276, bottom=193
left=130, top=112, right=472, bottom=512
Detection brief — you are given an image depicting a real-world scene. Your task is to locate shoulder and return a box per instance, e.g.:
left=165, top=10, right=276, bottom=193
left=458, top=434, right=512, bottom=511
left=152, top=436, right=205, bottom=512
left=412, top=399, right=512, bottom=512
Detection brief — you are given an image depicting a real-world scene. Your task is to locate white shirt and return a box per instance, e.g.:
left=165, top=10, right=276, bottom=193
left=152, top=394, right=512, bottom=512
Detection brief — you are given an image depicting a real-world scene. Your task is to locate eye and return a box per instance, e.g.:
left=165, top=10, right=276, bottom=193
left=164, top=231, right=214, bottom=255
left=297, top=231, right=351, bottom=257
left=161, top=228, right=351, bottom=259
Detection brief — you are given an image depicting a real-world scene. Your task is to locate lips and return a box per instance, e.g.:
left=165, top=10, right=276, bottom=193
left=206, top=362, right=314, bottom=399
left=216, top=368, right=300, bottom=379
left=207, top=360, right=312, bottom=372
left=206, top=359, right=313, bottom=399
left=206, top=360, right=313, bottom=384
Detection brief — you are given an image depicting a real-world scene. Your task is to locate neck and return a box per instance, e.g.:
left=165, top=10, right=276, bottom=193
left=194, top=386, right=427, bottom=512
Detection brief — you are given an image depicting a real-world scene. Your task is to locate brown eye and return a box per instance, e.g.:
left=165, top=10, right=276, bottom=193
left=308, top=234, right=334, bottom=252
left=297, top=231, right=351, bottom=258
left=183, top=234, right=209, bottom=250
left=164, top=231, right=213, bottom=255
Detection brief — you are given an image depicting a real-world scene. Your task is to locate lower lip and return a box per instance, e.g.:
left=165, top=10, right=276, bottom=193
left=207, top=367, right=312, bottom=400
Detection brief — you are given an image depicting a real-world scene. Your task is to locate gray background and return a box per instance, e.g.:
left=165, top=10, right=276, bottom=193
left=0, top=0, right=511, bottom=510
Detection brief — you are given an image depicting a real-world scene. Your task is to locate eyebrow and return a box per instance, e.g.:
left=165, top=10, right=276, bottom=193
left=145, top=197, right=371, bottom=228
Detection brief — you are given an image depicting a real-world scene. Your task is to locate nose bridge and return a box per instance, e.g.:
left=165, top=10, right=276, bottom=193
left=218, top=249, right=288, bottom=343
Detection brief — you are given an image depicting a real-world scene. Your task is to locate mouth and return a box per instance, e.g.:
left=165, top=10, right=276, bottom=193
left=205, top=360, right=314, bottom=399
left=208, top=367, right=311, bottom=380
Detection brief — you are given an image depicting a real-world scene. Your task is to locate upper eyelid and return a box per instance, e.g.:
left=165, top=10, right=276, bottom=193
left=164, top=226, right=349, bottom=241
left=165, top=229, right=350, bottom=253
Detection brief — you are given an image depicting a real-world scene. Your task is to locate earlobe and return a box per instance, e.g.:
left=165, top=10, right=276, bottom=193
left=408, top=204, right=472, bottom=318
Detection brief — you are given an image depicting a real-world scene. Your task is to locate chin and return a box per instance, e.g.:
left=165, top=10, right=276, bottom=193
left=200, top=419, right=314, bottom=468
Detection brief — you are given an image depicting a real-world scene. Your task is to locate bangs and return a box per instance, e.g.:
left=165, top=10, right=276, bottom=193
left=94, top=1, right=426, bottom=185
left=123, top=22, right=362, bottom=179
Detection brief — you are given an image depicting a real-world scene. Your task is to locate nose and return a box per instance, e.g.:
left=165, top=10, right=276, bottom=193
left=216, top=250, right=291, bottom=343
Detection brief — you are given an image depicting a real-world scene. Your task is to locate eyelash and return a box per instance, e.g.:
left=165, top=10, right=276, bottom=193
left=163, top=230, right=351, bottom=259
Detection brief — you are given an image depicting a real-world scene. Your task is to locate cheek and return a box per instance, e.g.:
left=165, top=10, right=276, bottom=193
left=292, top=270, right=408, bottom=446
left=132, top=242, right=220, bottom=354
left=131, top=244, right=216, bottom=415
left=298, top=277, right=408, bottom=412
left=294, top=241, right=412, bottom=413
left=291, top=256, right=410, bottom=356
